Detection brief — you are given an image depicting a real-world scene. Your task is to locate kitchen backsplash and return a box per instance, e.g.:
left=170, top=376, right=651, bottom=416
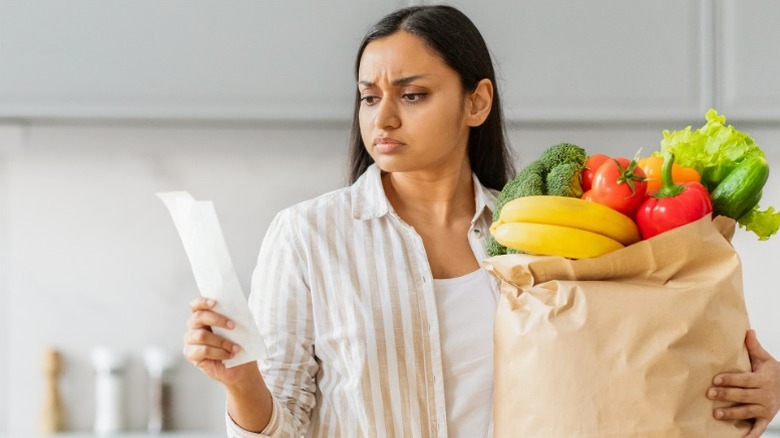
left=1, top=121, right=778, bottom=433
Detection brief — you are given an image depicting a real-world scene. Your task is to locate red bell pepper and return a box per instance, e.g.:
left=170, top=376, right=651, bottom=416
left=636, top=152, right=712, bottom=240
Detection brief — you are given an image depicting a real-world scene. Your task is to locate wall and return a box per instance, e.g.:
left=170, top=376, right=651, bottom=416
left=0, top=122, right=349, bottom=433
left=1, top=119, right=779, bottom=434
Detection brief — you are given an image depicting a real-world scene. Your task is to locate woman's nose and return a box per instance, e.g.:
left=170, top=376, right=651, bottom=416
left=374, top=98, right=400, bottom=130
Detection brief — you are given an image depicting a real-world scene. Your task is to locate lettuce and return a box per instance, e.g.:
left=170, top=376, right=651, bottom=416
left=658, top=109, right=764, bottom=191
left=658, top=109, right=780, bottom=240
left=737, top=206, right=780, bottom=241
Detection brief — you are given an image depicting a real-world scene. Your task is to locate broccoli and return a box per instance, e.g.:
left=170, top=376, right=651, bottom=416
left=486, top=234, right=508, bottom=256
left=546, top=162, right=584, bottom=198
left=492, top=168, right=545, bottom=221
left=487, top=143, right=587, bottom=256
left=537, top=143, right=587, bottom=172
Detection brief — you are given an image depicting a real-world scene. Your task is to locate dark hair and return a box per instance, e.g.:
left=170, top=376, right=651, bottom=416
left=347, top=5, right=515, bottom=190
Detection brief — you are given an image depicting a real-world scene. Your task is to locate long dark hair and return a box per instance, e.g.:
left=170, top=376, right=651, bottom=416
left=347, top=5, right=515, bottom=190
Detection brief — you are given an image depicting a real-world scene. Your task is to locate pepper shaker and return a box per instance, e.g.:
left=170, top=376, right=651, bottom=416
left=40, top=348, right=65, bottom=434
left=143, top=346, right=176, bottom=433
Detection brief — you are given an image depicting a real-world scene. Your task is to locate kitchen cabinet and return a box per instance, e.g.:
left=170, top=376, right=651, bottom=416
left=2, top=1, right=779, bottom=123
left=448, top=0, right=711, bottom=122
left=0, top=1, right=400, bottom=121
left=1, top=0, right=711, bottom=123
left=715, top=0, right=780, bottom=119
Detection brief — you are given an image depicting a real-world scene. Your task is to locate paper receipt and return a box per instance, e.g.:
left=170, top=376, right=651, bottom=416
left=157, top=191, right=266, bottom=367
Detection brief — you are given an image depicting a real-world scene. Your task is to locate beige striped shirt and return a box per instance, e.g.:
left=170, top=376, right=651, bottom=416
left=227, top=163, right=499, bottom=437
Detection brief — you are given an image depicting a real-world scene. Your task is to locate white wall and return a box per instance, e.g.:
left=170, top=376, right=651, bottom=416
left=1, top=122, right=349, bottom=433
left=1, top=120, right=779, bottom=433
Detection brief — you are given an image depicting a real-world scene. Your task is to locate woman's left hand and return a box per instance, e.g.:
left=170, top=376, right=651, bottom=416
left=708, top=329, right=780, bottom=438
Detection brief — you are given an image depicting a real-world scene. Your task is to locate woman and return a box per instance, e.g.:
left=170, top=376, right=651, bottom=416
left=183, top=5, right=780, bottom=437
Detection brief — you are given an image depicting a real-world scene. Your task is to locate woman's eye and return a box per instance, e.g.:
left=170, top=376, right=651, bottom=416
left=403, top=93, right=426, bottom=103
left=360, top=95, right=379, bottom=106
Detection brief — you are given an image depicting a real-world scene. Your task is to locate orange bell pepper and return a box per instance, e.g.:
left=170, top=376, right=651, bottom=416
left=637, top=155, right=701, bottom=193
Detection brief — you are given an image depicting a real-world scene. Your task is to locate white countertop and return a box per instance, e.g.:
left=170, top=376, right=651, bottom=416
left=1, top=433, right=217, bottom=438
left=6, top=428, right=780, bottom=438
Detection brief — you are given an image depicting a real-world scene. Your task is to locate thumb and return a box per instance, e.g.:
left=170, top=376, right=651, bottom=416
left=746, top=329, right=771, bottom=367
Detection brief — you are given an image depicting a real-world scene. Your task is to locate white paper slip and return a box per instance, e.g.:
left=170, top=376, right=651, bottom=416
left=157, top=191, right=266, bottom=368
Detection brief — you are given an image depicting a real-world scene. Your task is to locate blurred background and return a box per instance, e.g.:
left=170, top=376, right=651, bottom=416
left=1, top=0, right=779, bottom=435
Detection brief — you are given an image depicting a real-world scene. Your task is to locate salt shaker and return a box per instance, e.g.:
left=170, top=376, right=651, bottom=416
left=143, top=346, right=176, bottom=433
left=91, top=347, right=127, bottom=435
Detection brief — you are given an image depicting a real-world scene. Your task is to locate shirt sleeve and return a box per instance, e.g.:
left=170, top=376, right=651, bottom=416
left=225, top=395, right=284, bottom=438
left=226, top=208, right=318, bottom=437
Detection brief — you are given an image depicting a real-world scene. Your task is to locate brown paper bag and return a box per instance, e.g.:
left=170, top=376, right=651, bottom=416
left=483, top=214, right=752, bottom=437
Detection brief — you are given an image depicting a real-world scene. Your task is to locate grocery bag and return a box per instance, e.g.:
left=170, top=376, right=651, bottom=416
left=482, top=214, right=751, bottom=437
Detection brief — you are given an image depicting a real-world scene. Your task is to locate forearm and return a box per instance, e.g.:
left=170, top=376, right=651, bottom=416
left=225, top=365, right=275, bottom=432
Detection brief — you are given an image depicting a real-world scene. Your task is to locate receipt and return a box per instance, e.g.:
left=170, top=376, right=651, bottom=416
left=157, top=191, right=266, bottom=367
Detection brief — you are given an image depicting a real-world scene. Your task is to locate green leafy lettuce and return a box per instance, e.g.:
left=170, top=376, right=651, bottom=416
left=657, top=109, right=780, bottom=240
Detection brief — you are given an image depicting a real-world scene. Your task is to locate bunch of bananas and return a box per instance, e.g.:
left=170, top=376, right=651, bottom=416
left=489, top=196, right=641, bottom=259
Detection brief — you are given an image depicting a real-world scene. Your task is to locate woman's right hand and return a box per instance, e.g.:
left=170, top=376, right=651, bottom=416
left=183, top=297, right=256, bottom=387
left=185, top=297, right=274, bottom=431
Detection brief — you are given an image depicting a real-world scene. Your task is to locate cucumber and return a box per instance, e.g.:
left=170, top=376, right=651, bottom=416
left=710, top=155, right=770, bottom=219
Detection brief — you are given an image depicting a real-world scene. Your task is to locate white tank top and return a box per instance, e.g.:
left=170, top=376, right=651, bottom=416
left=433, top=268, right=496, bottom=438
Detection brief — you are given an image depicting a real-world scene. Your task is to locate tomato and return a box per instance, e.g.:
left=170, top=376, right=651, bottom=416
left=637, top=156, right=701, bottom=193
left=590, top=157, right=648, bottom=217
left=581, top=190, right=596, bottom=202
left=582, top=154, right=611, bottom=192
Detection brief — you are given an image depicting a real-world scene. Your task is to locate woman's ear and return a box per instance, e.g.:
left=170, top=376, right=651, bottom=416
left=464, top=78, right=494, bottom=127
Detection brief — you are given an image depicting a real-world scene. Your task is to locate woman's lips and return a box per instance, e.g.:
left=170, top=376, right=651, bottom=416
left=374, top=137, right=405, bottom=154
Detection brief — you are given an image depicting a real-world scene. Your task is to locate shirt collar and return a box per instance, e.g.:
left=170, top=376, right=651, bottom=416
left=351, top=163, right=498, bottom=222
left=351, top=163, right=391, bottom=220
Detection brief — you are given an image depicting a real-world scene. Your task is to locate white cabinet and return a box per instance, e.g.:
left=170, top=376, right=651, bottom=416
left=1, top=1, right=779, bottom=122
left=0, top=1, right=399, bottom=121
left=716, top=0, right=780, bottom=119
left=444, top=0, right=711, bottom=122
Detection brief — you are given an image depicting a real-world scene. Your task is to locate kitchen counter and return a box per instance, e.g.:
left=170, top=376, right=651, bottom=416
left=2, top=433, right=218, bottom=438
left=6, top=428, right=780, bottom=438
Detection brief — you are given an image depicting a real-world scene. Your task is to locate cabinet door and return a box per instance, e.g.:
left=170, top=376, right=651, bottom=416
left=0, top=1, right=399, bottom=121
left=716, top=0, right=780, bottom=119
left=442, top=0, right=710, bottom=122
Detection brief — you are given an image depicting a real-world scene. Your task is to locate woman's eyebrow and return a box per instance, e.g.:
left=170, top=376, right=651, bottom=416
left=358, top=74, right=430, bottom=87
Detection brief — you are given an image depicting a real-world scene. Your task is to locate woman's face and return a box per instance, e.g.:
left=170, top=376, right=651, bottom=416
left=358, top=31, right=471, bottom=175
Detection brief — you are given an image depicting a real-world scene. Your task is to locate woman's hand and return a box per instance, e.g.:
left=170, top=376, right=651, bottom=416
left=708, top=329, right=780, bottom=438
left=183, top=297, right=255, bottom=387
left=184, top=297, right=274, bottom=430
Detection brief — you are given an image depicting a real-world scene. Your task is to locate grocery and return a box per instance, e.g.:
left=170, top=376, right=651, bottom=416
left=490, top=221, right=624, bottom=259
left=488, top=109, right=779, bottom=259
left=637, top=155, right=701, bottom=193
left=710, top=154, right=770, bottom=220
left=494, top=196, right=640, bottom=246
left=487, top=143, right=587, bottom=256
left=635, top=153, right=713, bottom=240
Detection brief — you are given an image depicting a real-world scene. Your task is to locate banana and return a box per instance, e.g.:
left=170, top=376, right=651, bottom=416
left=497, top=196, right=640, bottom=245
left=490, top=221, right=624, bottom=259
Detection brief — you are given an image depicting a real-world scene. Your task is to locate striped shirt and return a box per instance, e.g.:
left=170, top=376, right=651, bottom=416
left=227, top=163, right=499, bottom=437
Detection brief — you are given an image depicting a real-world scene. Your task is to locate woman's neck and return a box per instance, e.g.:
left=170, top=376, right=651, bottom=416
left=381, top=160, right=476, bottom=226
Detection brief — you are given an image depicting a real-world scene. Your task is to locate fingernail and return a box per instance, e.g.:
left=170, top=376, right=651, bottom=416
left=232, top=345, right=242, bottom=353
left=715, top=410, right=724, bottom=419
left=206, top=299, right=215, bottom=306
left=708, top=388, right=717, bottom=398
left=226, top=320, right=235, bottom=329
left=714, top=376, right=723, bottom=385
